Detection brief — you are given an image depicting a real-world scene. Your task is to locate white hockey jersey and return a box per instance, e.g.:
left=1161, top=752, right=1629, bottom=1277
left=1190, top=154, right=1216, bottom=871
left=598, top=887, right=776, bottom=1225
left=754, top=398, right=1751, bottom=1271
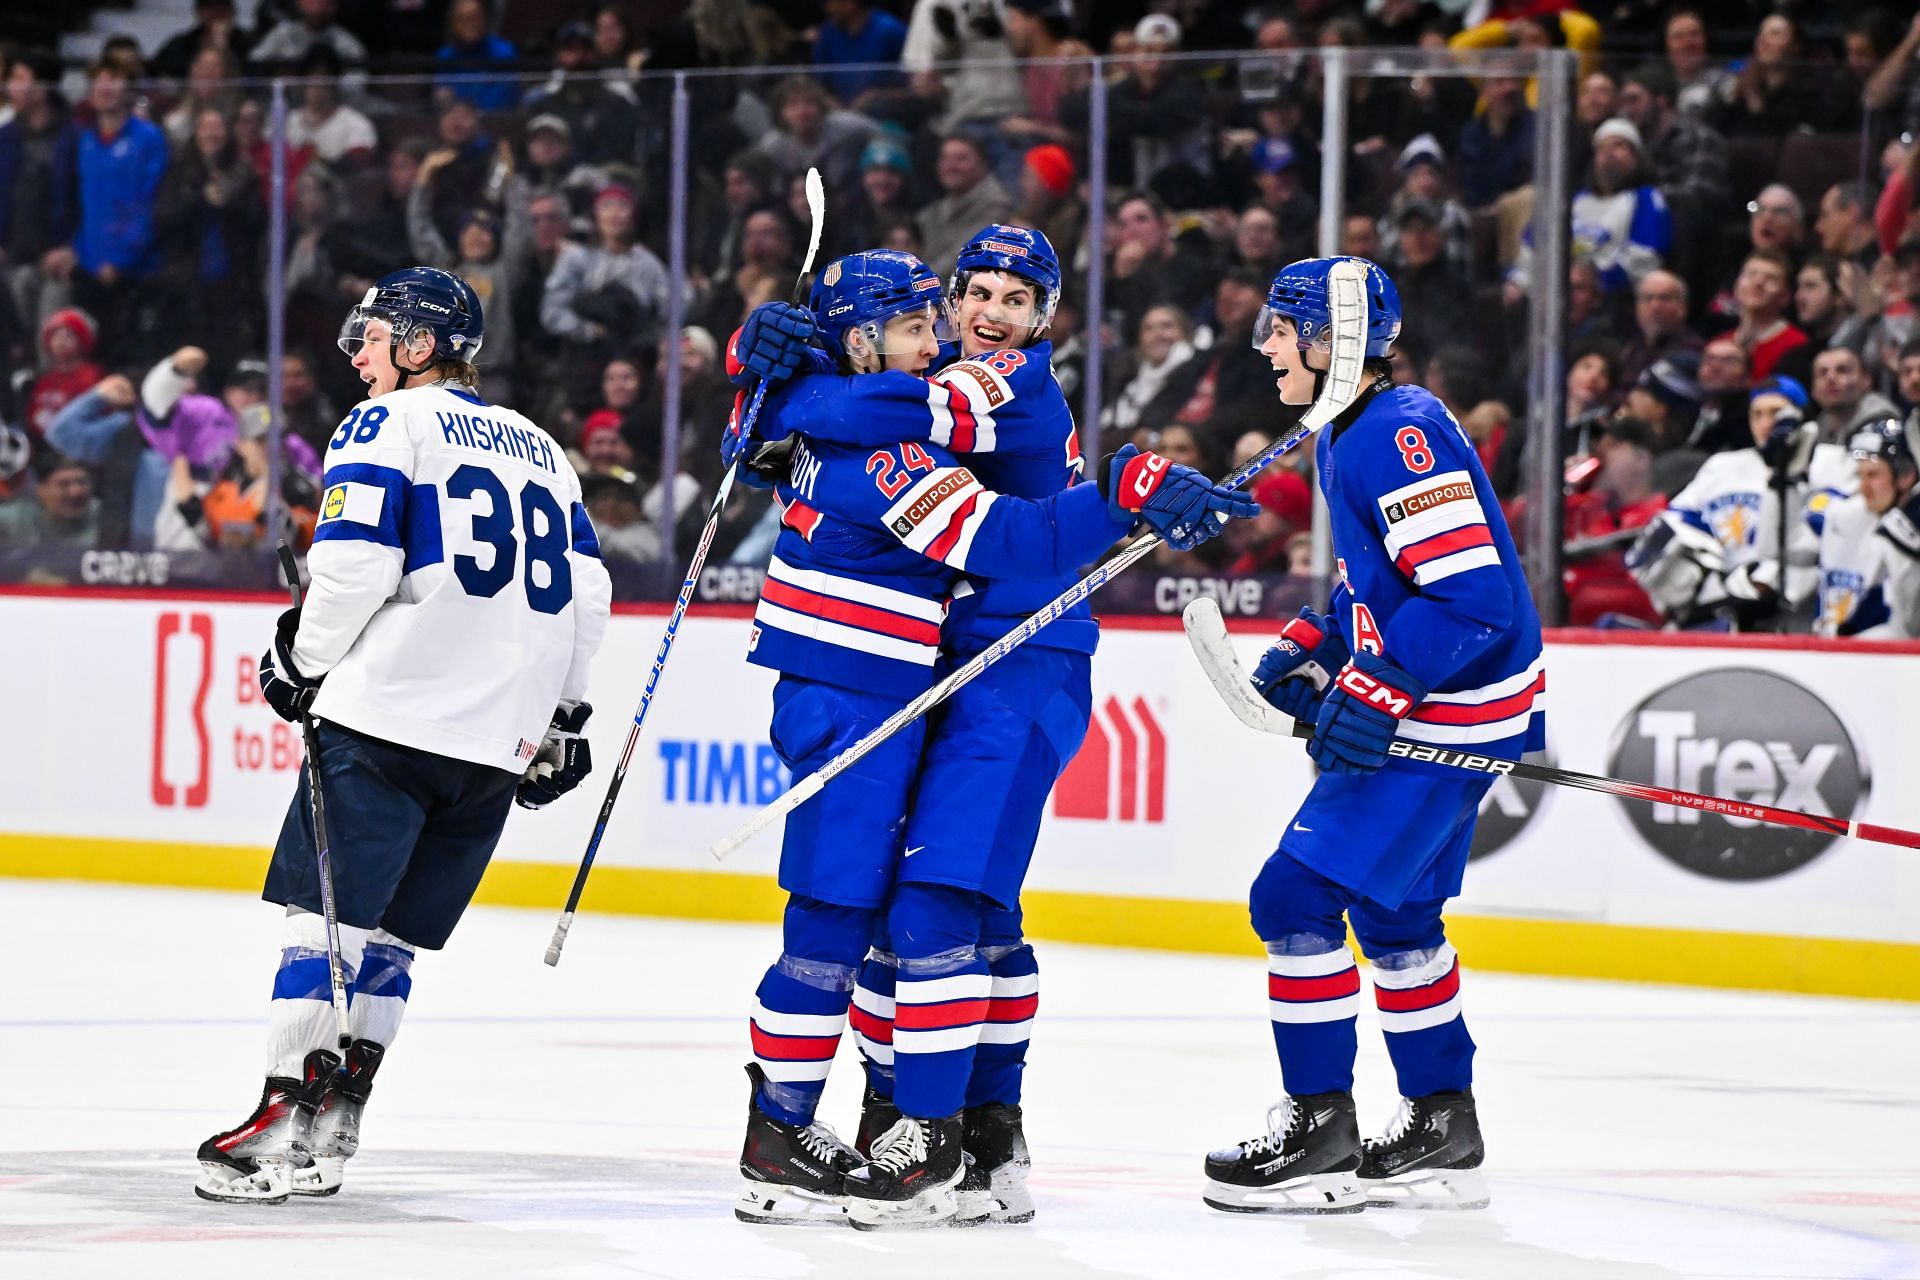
left=292, top=381, right=612, bottom=772
left=1667, top=443, right=1856, bottom=605
left=1814, top=495, right=1920, bottom=638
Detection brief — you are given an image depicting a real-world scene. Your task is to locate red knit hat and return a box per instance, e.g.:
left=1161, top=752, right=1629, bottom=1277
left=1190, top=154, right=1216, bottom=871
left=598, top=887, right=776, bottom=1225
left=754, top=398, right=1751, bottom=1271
left=40, top=307, right=98, bottom=357
left=581, top=410, right=624, bottom=451
left=1024, top=145, right=1076, bottom=197
left=1252, top=468, right=1311, bottom=528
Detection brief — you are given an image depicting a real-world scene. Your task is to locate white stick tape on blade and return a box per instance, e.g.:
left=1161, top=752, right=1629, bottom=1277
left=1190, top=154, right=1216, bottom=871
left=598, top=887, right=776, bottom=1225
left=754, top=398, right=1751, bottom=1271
left=800, top=168, right=826, bottom=278
left=1182, top=598, right=1292, bottom=734
left=710, top=260, right=1373, bottom=861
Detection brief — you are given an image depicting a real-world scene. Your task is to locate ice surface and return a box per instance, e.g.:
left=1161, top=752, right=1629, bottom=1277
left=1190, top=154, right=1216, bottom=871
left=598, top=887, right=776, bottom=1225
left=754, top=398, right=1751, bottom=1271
left=3, top=881, right=1917, bottom=1280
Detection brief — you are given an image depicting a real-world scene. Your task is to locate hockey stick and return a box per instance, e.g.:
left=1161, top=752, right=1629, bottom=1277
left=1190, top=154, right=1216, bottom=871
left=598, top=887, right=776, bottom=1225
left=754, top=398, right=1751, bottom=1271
left=709, top=259, right=1373, bottom=862
left=1180, top=597, right=1920, bottom=851
left=543, top=167, right=827, bottom=965
left=276, top=542, right=354, bottom=1052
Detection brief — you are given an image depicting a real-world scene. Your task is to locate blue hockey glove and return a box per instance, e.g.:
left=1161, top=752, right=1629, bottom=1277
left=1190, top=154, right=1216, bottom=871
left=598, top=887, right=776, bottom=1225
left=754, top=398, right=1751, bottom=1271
left=516, top=701, right=594, bottom=810
left=258, top=605, right=320, bottom=723
left=729, top=303, right=819, bottom=388
left=1309, top=651, right=1427, bottom=775
left=1102, top=445, right=1259, bottom=550
left=719, top=387, right=794, bottom=491
left=1251, top=608, right=1350, bottom=722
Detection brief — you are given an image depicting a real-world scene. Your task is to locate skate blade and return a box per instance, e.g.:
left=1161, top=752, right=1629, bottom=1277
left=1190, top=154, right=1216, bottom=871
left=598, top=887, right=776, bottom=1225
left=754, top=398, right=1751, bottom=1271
left=847, top=1173, right=963, bottom=1230
left=288, top=1157, right=345, bottom=1197
left=1364, top=1167, right=1489, bottom=1210
left=956, top=1171, right=1036, bottom=1225
left=1203, top=1172, right=1366, bottom=1215
left=194, top=1162, right=291, bottom=1205
left=734, top=1181, right=850, bottom=1227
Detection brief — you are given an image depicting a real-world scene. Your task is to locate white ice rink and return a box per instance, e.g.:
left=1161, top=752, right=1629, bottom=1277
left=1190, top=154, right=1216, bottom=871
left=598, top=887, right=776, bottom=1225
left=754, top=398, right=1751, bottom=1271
left=2, top=880, right=1917, bottom=1280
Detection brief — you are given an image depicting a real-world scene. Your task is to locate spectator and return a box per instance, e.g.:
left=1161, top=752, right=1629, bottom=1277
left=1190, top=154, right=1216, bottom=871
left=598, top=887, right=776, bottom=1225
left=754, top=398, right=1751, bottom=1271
left=248, top=0, right=368, bottom=76
left=1000, top=0, right=1078, bottom=151
left=1778, top=255, right=1871, bottom=386
left=1563, top=341, right=1622, bottom=457
left=332, top=141, right=425, bottom=301
left=156, top=401, right=318, bottom=552
left=1661, top=7, right=1732, bottom=120
left=0, top=57, right=79, bottom=324
left=406, top=188, right=530, bottom=403
left=286, top=45, right=377, bottom=167
left=542, top=184, right=678, bottom=392
left=703, top=205, right=801, bottom=337
left=1898, top=337, right=1920, bottom=415
left=521, top=21, right=640, bottom=167
left=1377, top=135, right=1471, bottom=275
left=161, top=46, right=241, bottom=146
left=1704, top=183, right=1805, bottom=325
left=152, top=0, right=256, bottom=82
left=1137, top=270, right=1272, bottom=448
left=1339, top=212, right=1381, bottom=260
left=1620, top=352, right=1703, bottom=453
left=0, top=450, right=99, bottom=549
left=153, top=106, right=266, bottom=369
left=1510, top=118, right=1670, bottom=301
left=1225, top=467, right=1313, bottom=574
left=915, top=135, right=1015, bottom=276
left=814, top=0, right=909, bottom=107
left=1450, top=6, right=1603, bottom=109
left=1015, top=144, right=1086, bottom=276
left=1616, top=62, right=1729, bottom=275
left=26, top=308, right=102, bottom=442
left=591, top=3, right=646, bottom=77
left=1688, top=335, right=1752, bottom=453
left=580, top=470, right=662, bottom=564
left=1718, top=249, right=1807, bottom=381
left=436, top=0, right=520, bottom=113
left=1455, top=69, right=1534, bottom=210
left=1814, top=182, right=1883, bottom=270
left=1100, top=15, right=1212, bottom=203
left=278, top=348, right=336, bottom=458
left=901, top=0, right=1027, bottom=144
left=696, top=149, right=781, bottom=283
left=645, top=326, right=736, bottom=489
left=1389, top=200, right=1470, bottom=343
left=1562, top=416, right=1668, bottom=625
left=1105, top=191, right=1217, bottom=341
left=1618, top=269, right=1702, bottom=390
left=1810, top=346, right=1900, bottom=444
left=1230, top=205, right=1285, bottom=282
left=754, top=75, right=879, bottom=195
left=1712, top=13, right=1838, bottom=137
left=71, top=61, right=170, bottom=365
left=43, top=372, right=142, bottom=545
left=510, top=115, right=607, bottom=230
left=232, top=96, right=311, bottom=204
left=1863, top=12, right=1920, bottom=136
left=1244, top=137, right=1317, bottom=262
left=1863, top=243, right=1920, bottom=387
left=1103, top=303, right=1195, bottom=433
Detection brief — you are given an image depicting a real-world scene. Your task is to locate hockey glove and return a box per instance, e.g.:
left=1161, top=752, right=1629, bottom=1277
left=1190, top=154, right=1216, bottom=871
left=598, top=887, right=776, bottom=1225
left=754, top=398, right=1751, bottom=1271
left=1309, top=651, right=1427, bottom=776
left=730, top=302, right=820, bottom=387
left=1251, top=608, right=1350, bottom=722
left=1877, top=493, right=1920, bottom=561
left=1837, top=583, right=1892, bottom=636
left=258, top=606, right=320, bottom=723
left=516, top=701, right=594, bottom=810
left=1760, top=407, right=1816, bottom=483
left=1101, top=445, right=1259, bottom=550
left=719, top=388, right=796, bottom=491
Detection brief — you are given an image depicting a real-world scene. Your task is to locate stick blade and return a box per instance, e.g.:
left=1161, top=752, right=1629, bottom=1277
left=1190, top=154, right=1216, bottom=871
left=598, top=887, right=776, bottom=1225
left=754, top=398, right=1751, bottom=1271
left=1181, top=599, right=1291, bottom=734
left=800, top=167, right=826, bottom=277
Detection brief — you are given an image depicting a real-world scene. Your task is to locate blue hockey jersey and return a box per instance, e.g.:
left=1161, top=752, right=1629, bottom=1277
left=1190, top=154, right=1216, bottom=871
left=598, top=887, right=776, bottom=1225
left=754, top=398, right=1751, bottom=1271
left=748, top=428, right=1130, bottom=698
left=759, top=340, right=1092, bottom=654
left=1318, top=384, right=1545, bottom=758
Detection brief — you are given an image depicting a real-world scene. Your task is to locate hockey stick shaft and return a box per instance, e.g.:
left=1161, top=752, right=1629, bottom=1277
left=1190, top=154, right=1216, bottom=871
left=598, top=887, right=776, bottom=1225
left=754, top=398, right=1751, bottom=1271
left=709, top=262, right=1374, bottom=862
left=277, top=543, right=354, bottom=1052
left=546, top=169, right=827, bottom=963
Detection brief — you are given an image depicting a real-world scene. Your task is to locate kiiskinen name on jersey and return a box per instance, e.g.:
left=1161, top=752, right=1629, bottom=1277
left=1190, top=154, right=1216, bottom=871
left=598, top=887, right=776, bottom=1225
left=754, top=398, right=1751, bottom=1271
left=435, top=410, right=559, bottom=474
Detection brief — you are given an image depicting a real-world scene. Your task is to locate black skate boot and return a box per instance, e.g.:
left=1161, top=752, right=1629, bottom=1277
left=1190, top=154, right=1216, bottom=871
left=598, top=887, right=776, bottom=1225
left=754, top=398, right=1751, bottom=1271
left=956, top=1102, right=1033, bottom=1225
left=844, top=1113, right=967, bottom=1230
left=290, top=1039, right=385, bottom=1198
left=1357, top=1089, right=1488, bottom=1209
left=855, top=1082, right=902, bottom=1158
left=194, top=1048, right=340, bottom=1204
left=1203, top=1091, right=1365, bottom=1214
left=735, top=1064, right=859, bottom=1226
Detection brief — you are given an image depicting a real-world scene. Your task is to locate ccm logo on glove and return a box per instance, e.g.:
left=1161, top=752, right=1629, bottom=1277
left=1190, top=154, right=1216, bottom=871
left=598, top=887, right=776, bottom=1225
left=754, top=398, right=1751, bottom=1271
left=1120, top=451, right=1172, bottom=508
left=1332, top=664, right=1417, bottom=718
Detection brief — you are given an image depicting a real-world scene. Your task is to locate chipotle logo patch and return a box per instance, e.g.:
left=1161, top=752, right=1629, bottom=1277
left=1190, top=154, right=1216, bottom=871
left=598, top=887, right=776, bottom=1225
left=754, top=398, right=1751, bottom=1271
left=891, top=469, right=975, bottom=534
left=1383, top=479, right=1475, bottom=525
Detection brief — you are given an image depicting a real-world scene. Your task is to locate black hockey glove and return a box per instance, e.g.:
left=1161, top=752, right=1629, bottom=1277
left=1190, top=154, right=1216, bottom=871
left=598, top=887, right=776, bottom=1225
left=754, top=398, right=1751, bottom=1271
left=258, top=605, right=320, bottom=723
left=516, top=702, right=594, bottom=810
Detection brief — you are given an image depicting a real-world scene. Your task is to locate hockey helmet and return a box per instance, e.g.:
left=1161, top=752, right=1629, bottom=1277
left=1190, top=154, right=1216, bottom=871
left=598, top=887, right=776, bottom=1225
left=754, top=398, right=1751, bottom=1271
left=809, top=250, right=947, bottom=365
left=950, top=223, right=1062, bottom=338
left=338, top=266, right=485, bottom=373
left=1848, top=413, right=1920, bottom=478
left=1255, top=256, right=1400, bottom=359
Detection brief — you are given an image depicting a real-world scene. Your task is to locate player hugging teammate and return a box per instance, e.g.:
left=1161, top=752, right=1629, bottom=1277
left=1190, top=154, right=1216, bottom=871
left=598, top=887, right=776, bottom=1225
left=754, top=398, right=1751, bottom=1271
left=195, top=268, right=612, bottom=1204
left=722, top=231, right=1254, bottom=1228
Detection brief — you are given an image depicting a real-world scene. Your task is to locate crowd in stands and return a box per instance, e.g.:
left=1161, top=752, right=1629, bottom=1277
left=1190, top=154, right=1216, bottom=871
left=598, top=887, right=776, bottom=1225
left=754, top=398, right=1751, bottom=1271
left=1, top=0, right=1919, bottom=629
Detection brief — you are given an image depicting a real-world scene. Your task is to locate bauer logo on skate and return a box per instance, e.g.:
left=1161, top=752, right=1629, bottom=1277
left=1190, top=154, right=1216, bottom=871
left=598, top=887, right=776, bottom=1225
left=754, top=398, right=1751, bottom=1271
left=1053, top=695, right=1167, bottom=823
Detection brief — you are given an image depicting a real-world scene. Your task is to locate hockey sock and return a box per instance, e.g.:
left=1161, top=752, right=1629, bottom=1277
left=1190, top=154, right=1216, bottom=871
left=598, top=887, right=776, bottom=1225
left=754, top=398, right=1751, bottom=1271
left=351, top=929, right=415, bottom=1050
left=965, top=941, right=1038, bottom=1109
left=850, top=951, right=896, bottom=1099
left=1265, top=934, right=1361, bottom=1096
left=889, top=883, right=989, bottom=1119
left=268, top=909, right=366, bottom=1078
left=1370, top=943, right=1475, bottom=1097
left=750, top=896, right=875, bottom=1127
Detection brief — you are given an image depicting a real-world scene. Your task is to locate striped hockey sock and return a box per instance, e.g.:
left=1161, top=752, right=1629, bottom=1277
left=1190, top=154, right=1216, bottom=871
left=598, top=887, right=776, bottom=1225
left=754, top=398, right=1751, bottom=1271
left=750, top=954, right=855, bottom=1127
left=1265, top=943, right=1361, bottom=1096
left=267, top=910, right=365, bottom=1078
left=850, top=953, right=896, bottom=1098
left=351, top=930, right=415, bottom=1049
left=892, top=949, right=990, bottom=1119
left=1370, top=943, right=1475, bottom=1097
left=965, top=943, right=1038, bottom=1108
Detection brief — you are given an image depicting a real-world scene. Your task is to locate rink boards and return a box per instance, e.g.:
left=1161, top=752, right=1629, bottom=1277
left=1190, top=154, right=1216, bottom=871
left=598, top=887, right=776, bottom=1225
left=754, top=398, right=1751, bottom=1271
left=2, top=588, right=1917, bottom=1000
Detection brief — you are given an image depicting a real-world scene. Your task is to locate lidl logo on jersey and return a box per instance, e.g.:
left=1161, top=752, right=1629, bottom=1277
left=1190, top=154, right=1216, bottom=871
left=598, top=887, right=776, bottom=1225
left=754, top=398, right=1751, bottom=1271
left=322, top=484, right=347, bottom=521
left=1053, top=696, right=1168, bottom=823
left=658, top=739, right=792, bottom=806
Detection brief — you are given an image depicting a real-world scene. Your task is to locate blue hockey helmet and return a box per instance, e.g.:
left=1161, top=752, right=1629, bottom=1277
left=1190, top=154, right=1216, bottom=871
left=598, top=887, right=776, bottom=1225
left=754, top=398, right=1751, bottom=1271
left=809, top=249, right=947, bottom=367
left=338, top=266, right=485, bottom=375
left=950, top=223, right=1062, bottom=336
left=1255, top=256, right=1400, bottom=359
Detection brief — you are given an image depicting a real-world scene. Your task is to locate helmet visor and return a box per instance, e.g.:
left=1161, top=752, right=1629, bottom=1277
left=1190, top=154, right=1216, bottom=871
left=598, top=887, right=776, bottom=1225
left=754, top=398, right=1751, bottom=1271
left=1252, top=306, right=1329, bottom=351
left=337, top=303, right=412, bottom=358
left=849, top=305, right=952, bottom=359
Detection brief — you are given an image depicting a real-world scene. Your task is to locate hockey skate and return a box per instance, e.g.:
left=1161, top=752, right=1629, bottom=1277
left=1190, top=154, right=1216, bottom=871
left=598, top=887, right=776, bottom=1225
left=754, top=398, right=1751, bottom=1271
left=956, top=1102, right=1034, bottom=1225
left=735, top=1064, right=859, bottom=1226
left=194, top=1048, right=339, bottom=1204
left=1203, top=1091, right=1365, bottom=1214
left=855, top=1082, right=902, bottom=1158
left=1357, top=1089, right=1489, bottom=1210
left=844, top=1114, right=966, bottom=1230
left=289, top=1039, right=386, bottom=1197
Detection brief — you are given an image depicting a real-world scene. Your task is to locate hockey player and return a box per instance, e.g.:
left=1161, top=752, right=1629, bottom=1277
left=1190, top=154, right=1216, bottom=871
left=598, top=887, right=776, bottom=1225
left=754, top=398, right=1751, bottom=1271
left=1813, top=414, right=1920, bottom=638
left=1202, top=256, right=1543, bottom=1215
left=728, top=248, right=1253, bottom=1229
left=727, top=225, right=1092, bottom=1225
left=1629, top=375, right=1855, bottom=629
left=195, top=268, right=612, bottom=1203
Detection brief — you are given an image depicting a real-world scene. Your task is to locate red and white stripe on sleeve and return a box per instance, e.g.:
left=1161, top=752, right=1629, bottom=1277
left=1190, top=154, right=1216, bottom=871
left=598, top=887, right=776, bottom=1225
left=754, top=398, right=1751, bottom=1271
left=1377, top=469, right=1499, bottom=586
left=1400, top=657, right=1547, bottom=746
left=924, top=359, right=1013, bottom=452
left=882, top=465, right=1001, bottom=570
